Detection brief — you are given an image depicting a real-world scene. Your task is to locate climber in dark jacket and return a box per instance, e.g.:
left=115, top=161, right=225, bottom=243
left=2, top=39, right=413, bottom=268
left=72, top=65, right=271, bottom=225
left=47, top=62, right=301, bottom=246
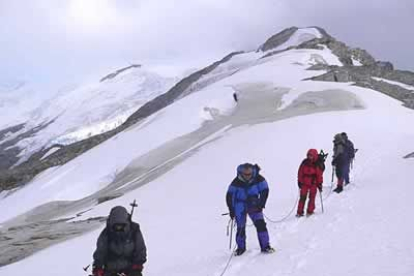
left=93, top=206, right=147, bottom=276
left=341, top=132, right=355, bottom=185
left=332, top=133, right=346, bottom=193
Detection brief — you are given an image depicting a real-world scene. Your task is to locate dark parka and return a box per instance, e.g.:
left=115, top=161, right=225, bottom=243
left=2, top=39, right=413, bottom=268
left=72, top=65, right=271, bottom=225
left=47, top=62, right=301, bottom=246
left=93, top=206, right=147, bottom=273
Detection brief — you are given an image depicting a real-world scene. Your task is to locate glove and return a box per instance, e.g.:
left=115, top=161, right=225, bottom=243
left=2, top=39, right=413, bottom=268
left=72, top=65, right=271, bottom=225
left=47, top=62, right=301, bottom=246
left=331, top=159, right=336, bottom=166
left=92, top=267, right=104, bottom=276
left=318, top=184, right=323, bottom=192
left=298, top=181, right=303, bottom=189
left=229, top=209, right=235, bottom=219
left=129, top=264, right=143, bottom=276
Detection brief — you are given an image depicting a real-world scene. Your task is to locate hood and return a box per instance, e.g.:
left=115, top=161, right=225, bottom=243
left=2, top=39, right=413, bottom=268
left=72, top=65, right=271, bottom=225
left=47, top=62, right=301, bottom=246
left=107, top=206, right=131, bottom=227
left=236, top=163, right=260, bottom=183
left=334, top=133, right=343, bottom=143
left=307, top=149, right=319, bottom=161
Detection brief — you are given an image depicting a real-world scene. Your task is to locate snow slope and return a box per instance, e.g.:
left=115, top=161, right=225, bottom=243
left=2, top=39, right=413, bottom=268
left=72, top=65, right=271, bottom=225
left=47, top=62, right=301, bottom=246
left=1, top=44, right=414, bottom=276
left=6, top=66, right=176, bottom=165
left=0, top=46, right=343, bottom=224
left=0, top=81, right=50, bottom=129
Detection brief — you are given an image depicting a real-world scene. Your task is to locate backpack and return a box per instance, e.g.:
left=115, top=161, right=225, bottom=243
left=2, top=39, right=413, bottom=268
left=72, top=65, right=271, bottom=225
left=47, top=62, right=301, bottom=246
left=344, top=140, right=355, bottom=159
left=315, top=150, right=328, bottom=172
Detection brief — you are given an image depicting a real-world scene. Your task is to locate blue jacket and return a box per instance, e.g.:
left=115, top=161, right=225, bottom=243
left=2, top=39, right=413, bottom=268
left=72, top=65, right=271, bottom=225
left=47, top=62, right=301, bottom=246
left=226, top=165, right=269, bottom=216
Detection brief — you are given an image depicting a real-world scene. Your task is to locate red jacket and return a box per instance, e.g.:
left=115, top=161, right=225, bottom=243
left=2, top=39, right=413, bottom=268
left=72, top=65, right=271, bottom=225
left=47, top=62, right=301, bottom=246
left=298, top=149, right=323, bottom=186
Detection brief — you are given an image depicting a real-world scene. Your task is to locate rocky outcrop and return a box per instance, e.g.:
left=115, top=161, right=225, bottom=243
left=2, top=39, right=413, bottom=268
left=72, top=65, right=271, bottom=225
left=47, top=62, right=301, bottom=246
left=100, top=64, right=141, bottom=82
left=260, top=26, right=376, bottom=67
left=404, top=152, right=414, bottom=158
left=258, top=27, right=299, bottom=52
left=0, top=124, right=24, bottom=141
left=0, top=121, right=54, bottom=172
left=297, top=30, right=376, bottom=66
left=308, top=61, right=414, bottom=109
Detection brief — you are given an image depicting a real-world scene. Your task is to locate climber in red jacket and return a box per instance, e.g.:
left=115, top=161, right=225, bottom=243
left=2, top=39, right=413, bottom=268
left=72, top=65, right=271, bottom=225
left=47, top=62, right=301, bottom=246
left=296, top=149, right=324, bottom=217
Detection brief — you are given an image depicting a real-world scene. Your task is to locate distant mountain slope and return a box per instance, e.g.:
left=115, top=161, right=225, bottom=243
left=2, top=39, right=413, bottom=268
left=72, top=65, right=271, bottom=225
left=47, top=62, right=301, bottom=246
left=1, top=26, right=413, bottom=191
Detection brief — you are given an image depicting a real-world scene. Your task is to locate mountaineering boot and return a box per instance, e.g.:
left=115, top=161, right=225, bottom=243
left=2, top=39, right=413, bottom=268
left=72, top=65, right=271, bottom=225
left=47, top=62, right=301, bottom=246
left=261, top=245, right=275, bottom=254
left=334, top=178, right=344, bottom=193
left=296, top=213, right=304, bottom=218
left=234, top=247, right=246, bottom=256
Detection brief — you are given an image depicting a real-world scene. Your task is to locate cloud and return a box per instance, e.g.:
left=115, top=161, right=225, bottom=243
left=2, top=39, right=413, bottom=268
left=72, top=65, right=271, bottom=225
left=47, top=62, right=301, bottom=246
left=0, top=0, right=412, bottom=87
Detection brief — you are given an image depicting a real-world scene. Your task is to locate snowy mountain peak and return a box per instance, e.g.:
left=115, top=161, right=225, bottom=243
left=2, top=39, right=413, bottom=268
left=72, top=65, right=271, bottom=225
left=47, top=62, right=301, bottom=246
left=258, top=26, right=324, bottom=52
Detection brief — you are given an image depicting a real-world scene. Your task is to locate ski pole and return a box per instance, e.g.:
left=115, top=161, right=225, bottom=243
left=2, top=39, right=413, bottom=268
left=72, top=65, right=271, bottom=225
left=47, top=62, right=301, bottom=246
left=331, top=166, right=335, bottom=183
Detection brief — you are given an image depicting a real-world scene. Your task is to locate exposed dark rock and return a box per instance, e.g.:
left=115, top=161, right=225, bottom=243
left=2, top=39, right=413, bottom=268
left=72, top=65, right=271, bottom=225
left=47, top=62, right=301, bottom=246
left=100, top=64, right=141, bottom=82
left=297, top=35, right=376, bottom=66
left=258, top=27, right=299, bottom=52
left=0, top=121, right=53, bottom=172
left=308, top=62, right=414, bottom=109
left=404, top=152, right=414, bottom=158
left=0, top=123, right=24, bottom=141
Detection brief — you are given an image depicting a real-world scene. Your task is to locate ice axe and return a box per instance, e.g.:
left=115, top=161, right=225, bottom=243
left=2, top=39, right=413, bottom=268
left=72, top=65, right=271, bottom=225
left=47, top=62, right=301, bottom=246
left=82, top=264, right=93, bottom=276
left=129, top=199, right=138, bottom=221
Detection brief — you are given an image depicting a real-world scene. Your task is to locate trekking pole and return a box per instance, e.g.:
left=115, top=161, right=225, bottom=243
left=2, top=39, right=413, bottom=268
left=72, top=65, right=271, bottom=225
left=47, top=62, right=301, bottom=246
left=319, top=191, right=324, bottom=213
left=222, top=213, right=234, bottom=250
left=229, top=218, right=234, bottom=250
left=351, top=149, right=358, bottom=170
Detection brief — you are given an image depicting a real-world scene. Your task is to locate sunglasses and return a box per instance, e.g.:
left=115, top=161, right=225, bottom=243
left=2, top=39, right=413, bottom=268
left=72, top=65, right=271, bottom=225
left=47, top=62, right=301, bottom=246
left=113, top=223, right=126, bottom=232
left=241, top=172, right=253, bottom=179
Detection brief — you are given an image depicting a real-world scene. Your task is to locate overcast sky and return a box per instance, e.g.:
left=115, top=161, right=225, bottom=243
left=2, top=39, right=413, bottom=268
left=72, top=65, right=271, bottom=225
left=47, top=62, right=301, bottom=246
left=0, top=0, right=413, bottom=88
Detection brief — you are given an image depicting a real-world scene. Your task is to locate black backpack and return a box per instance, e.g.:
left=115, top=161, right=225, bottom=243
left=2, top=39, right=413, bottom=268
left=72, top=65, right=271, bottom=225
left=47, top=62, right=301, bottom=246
left=315, top=150, right=328, bottom=172
left=344, top=140, right=355, bottom=159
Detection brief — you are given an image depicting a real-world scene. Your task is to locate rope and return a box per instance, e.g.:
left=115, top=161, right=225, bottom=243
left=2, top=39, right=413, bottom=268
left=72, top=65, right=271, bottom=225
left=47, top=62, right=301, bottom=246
left=263, top=194, right=299, bottom=224
left=217, top=244, right=237, bottom=276
left=322, top=179, right=335, bottom=200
